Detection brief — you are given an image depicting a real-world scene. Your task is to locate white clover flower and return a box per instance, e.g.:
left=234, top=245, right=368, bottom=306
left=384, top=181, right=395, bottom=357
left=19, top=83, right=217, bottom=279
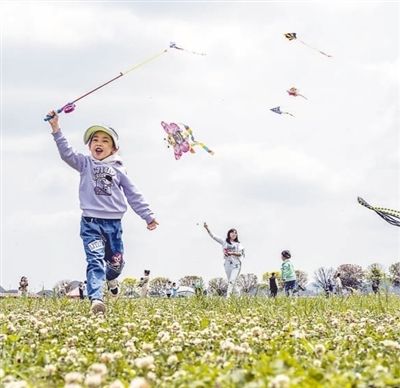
left=382, top=340, right=400, bottom=350
left=269, top=374, right=290, bottom=388
left=88, top=363, right=108, bottom=377
left=67, top=349, right=78, bottom=358
left=38, top=328, right=48, bottom=336
left=84, top=373, right=102, bottom=387
left=192, top=338, right=203, bottom=346
left=147, top=371, right=157, bottom=381
left=314, top=344, right=326, bottom=356
left=167, top=354, right=178, bottom=365
left=129, top=377, right=150, bottom=388
left=4, top=381, right=29, bottom=388
left=171, top=321, right=181, bottom=331
left=291, top=330, right=305, bottom=339
left=375, top=365, right=388, bottom=373
left=233, top=345, right=246, bottom=355
left=109, top=380, right=124, bottom=388
left=160, top=334, right=170, bottom=344
left=313, top=360, right=321, bottom=368
left=100, top=352, right=114, bottom=363
left=142, top=342, right=154, bottom=352
left=376, top=325, right=385, bottom=334
left=220, top=339, right=235, bottom=351
left=113, top=351, right=123, bottom=359
left=134, top=355, right=155, bottom=369
left=44, top=364, right=57, bottom=375
left=96, top=338, right=104, bottom=346
left=64, top=372, right=84, bottom=384
left=171, top=345, right=182, bottom=353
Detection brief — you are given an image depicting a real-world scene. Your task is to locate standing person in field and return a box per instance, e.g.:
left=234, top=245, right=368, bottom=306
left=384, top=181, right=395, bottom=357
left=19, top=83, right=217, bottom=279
left=47, top=111, right=158, bottom=314
left=334, top=273, right=343, bottom=295
left=172, top=282, right=178, bottom=298
left=203, top=222, right=244, bottom=297
left=138, top=269, right=151, bottom=298
left=78, top=281, right=86, bottom=300
left=281, top=250, right=297, bottom=296
left=371, top=278, right=380, bottom=294
left=269, top=272, right=279, bottom=298
left=165, top=281, right=173, bottom=298
left=18, top=276, right=29, bottom=296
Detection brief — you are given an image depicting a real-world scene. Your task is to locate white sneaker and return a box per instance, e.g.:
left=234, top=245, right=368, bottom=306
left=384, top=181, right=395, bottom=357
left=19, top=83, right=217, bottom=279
left=91, top=299, right=106, bottom=314
left=107, top=279, right=119, bottom=297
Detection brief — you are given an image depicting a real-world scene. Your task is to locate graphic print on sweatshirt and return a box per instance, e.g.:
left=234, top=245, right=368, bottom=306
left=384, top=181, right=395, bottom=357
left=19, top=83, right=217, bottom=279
left=93, top=166, right=116, bottom=196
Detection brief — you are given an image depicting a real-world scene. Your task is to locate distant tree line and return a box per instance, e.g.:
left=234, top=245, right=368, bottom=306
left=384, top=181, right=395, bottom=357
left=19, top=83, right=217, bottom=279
left=48, top=261, right=400, bottom=297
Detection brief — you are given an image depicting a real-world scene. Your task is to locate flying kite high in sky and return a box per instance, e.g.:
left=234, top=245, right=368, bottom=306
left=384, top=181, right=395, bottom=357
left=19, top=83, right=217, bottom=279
left=357, top=197, right=400, bottom=227
left=287, top=87, right=308, bottom=100
left=161, top=122, right=214, bottom=160
left=284, top=32, right=332, bottom=58
left=270, top=106, right=294, bottom=117
left=169, top=42, right=207, bottom=56
left=44, top=42, right=205, bottom=122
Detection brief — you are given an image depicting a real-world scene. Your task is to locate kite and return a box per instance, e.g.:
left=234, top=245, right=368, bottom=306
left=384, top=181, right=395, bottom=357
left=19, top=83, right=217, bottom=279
left=270, top=106, right=294, bottom=117
left=161, top=121, right=214, bottom=160
left=169, top=42, right=207, bottom=56
left=284, top=32, right=332, bottom=58
left=287, top=87, right=308, bottom=100
left=357, top=197, right=400, bottom=227
left=44, top=42, right=205, bottom=121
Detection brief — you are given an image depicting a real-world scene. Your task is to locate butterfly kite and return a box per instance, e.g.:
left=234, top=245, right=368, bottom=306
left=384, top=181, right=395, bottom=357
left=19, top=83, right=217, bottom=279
left=287, top=87, right=307, bottom=100
left=358, top=197, right=400, bottom=227
left=44, top=42, right=205, bottom=121
left=284, top=33, right=332, bottom=58
left=161, top=122, right=214, bottom=160
left=270, top=106, right=294, bottom=117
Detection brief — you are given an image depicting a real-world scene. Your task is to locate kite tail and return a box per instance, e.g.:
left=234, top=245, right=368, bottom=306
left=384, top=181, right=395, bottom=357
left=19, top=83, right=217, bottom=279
left=299, top=40, right=332, bottom=58
left=372, top=207, right=400, bottom=219
left=188, top=50, right=206, bottom=56
left=357, top=197, right=400, bottom=227
left=374, top=211, right=400, bottom=227
left=284, top=112, right=295, bottom=117
left=192, top=142, right=215, bottom=155
left=299, top=94, right=308, bottom=100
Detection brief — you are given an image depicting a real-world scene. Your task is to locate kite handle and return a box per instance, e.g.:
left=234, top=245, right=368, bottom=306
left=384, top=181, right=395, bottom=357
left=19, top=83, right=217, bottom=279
left=43, top=103, right=76, bottom=121
left=44, top=108, right=62, bottom=122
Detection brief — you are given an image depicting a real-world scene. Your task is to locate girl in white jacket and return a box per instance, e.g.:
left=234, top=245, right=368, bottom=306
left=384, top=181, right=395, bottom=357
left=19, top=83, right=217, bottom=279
left=203, top=222, right=244, bottom=297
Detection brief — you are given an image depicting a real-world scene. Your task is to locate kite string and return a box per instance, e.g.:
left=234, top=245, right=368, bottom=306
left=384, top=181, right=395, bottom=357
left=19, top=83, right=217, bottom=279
left=44, top=49, right=168, bottom=121
left=75, top=49, right=168, bottom=103
left=122, top=49, right=168, bottom=74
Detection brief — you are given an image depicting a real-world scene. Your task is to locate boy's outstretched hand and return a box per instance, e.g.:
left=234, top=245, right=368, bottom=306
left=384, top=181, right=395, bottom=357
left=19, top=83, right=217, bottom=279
left=147, top=219, right=159, bottom=230
left=47, top=110, right=60, bottom=133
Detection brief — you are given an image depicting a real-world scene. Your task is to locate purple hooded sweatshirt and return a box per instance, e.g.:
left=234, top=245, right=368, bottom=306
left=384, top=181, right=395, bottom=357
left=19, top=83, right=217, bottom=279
left=53, top=131, right=154, bottom=223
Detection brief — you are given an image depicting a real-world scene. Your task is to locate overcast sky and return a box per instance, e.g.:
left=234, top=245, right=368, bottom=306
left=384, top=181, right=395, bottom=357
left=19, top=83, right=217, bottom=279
left=1, top=1, right=399, bottom=291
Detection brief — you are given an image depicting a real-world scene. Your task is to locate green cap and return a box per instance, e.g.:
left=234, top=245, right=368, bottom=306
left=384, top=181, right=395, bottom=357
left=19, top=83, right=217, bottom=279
left=83, top=125, right=119, bottom=149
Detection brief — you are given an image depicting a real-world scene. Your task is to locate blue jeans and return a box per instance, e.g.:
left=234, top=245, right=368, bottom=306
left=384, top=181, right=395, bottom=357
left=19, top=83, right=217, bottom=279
left=284, top=280, right=296, bottom=296
left=80, top=217, right=125, bottom=301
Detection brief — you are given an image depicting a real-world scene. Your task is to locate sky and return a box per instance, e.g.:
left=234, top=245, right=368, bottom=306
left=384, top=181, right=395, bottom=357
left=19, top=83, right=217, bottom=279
left=1, top=1, right=399, bottom=292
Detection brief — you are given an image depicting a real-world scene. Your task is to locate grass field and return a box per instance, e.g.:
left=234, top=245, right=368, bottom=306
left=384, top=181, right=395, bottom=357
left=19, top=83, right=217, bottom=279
left=1, top=295, right=400, bottom=387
